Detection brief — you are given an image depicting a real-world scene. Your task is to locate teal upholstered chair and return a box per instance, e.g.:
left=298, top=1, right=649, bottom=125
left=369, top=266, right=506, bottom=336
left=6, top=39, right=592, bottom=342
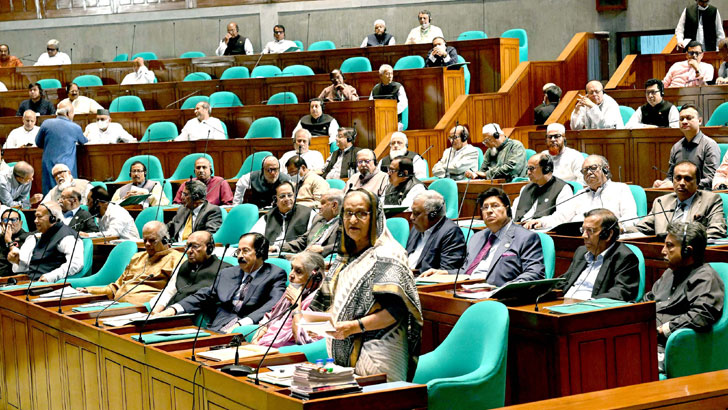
left=308, top=40, right=336, bottom=51
left=474, top=146, right=484, bottom=169
left=220, top=66, right=250, bottom=80
left=664, top=263, right=728, bottom=379
left=251, top=65, right=282, bottom=78
left=112, top=53, right=128, bottom=62
left=135, top=206, right=166, bottom=237
left=293, top=40, right=304, bottom=51
left=109, top=95, right=145, bottom=112
left=61, top=239, right=94, bottom=279
left=213, top=204, right=259, bottom=245
left=456, top=55, right=471, bottom=94
left=413, top=301, right=509, bottom=410
left=209, top=91, right=243, bottom=108
left=169, top=153, right=214, bottom=180
left=282, top=65, right=315, bottom=76
left=457, top=30, right=488, bottom=40
left=233, top=151, right=273, bottom=179
left=16, top=209, right=29, bottom=232
left=244, top=117, right=281, bottom=139
left=72, top=74, right=103, bottom=87
left=566, top=180, right=583, bottom=193
left=429, top=178, right=458, bottom=219
left=90, top=181, right=108, bottom=191
left=326, top=179, right=346, bottom=190
left=267, top=92, right=298, bottom=105
left=537, top=232, right=555, bottom=279
left=581, top=152, right=589, bottom=159
left=181, top=95, right=209, bottom=110
left=628, top=184, right=648, bottom=218
left=401, top=106, right=409, bottom=131
left=140, top=122, right=178, bottom=142
left=501, top=28, right=528, bottom=62
left=619, top=105, right=636, bottom=125
left=266, top=258, right=291, bottom=275
left=386, top=217, right=409, bottom=248
left=131, top=51, right=158, bottom=60
left=707, top=102, right=728, bottom=126
left=623, top=244, right=646, bottom=302
left=113, top=155, right=164, bottom=183
left=279, top=339, right=328, bottom=362
left=68, top=241, right=138, bottom=287
left=180, top=51, right=205, bottom=58
left=340, top=56, right=372, bottom=73
left=718, top=143, right=728, bottom=163
left=183, top=72, right=212, bottom=81
left=460, top=227, right=475, bottom=244
left=37, top=78, right=62, bottom=89
left=393, top=55, right=425, bottom=70
left=525, top=149, right=537, bottom=160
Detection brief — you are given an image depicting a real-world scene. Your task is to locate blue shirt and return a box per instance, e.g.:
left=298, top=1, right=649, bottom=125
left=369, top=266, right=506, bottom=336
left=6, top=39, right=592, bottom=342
left=35, top=116, right=87, bottom=193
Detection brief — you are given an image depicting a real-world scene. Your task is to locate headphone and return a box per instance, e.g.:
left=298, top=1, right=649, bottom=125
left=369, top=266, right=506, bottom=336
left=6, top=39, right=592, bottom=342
left=247, top=233, right=269, bottom=260
left=39, top=203, right=57, bottom=224
left=161, top=236, right=170, bottom=246
left=539, top=154, right=554, bottom=174
left=599, top=219, right=618, bottom=241
left=681, top=222, right=690, bottom=258
left=455, top=125, right=469, bottom=142
left=346, top=128, right=357, bottom=143
left=428, top=202, right=444, bottom=219
left=420, top=9, right=432, bottom=22
left=205, top=237, right=215, bottom=255
left=129, top=161, right=148, bottom=178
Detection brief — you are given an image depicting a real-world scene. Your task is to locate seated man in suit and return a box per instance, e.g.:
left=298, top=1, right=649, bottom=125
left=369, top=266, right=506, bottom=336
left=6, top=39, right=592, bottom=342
left=59, top=188, right=98, bottom=233
left=154, top=233, right=287, bottom=333
left=42, top=164, right=91, bottom=206
left=534, top=83, right=561, bottom=125
left=422, top=188, right=545, bottom=285
left=558, top=208, right=641, bottom=301
left=80, top=221, right=182, bottom=304
left=382, top=156, right=426, bottom=209
left=465, top=123, right=527, bottom=182
left=645, top=221, right=724, bottom=373
left=278, top=189, right=342, bottom=258
left=512, top=152, right=573, bottom=223
left=167, top=180, right=223, bottom=242
left=173, top=157, right=233, bottom=206
left=626, top=161, right=726, bottom=240
left=346, top=149, right=389, bottom=196
left=80, top=186, right=139, bottom=240
left=379, top=132, right=427, bottom=179
left=321, top=128, right=362, bottom=180
left=424, top=36, right=458, bottom=67
left=407, top=191, right=466, bottom=274
left=0, top=208, right=29, bottom=276
left=251, top=181, right=321, bottom=249
left=431, top=125, right=480, bottom=181
left=233, top=155, right=291, bottom=208
left=151, top=230, right=232, bottom=313
left=111, top=161, right=170, bottom=207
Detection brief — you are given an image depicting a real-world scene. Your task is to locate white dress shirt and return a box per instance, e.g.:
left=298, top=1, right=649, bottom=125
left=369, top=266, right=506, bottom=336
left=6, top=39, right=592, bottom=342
left=175, top=117, right=226, bottom=141
left=405, top=25, right=444, bottom=44
left=0, top=82, right=7, bottom=92
left=431, top=144, right=480, bottom=180
left=13, top=233, right=84, bottom=282
left=35, top=52, right=71, bottom=66
left=98, top=203, right=140, bottom=240
left=279, top=150, right=325, bottom=171
left=121, top=66, right=156, bottom=85
left=625, top=105, right=680, bottom=129
left=59, top=96, right=103, bottom=115
left=570, top=94, right=624, bottom=130
left=4, top=126, right=39, bottom=149
left=548, top=147, right=585, bottom=184
left=261, top=39, right=300, bottom=54
left=512, top=182, right=573, bottom=221
left=84, top=122, right=137, bottom=144
left=408, top=223, right=436, bottom=269
left=215, top=37, right=254, bottom=56
left=675, top=7, right=726, bottom=50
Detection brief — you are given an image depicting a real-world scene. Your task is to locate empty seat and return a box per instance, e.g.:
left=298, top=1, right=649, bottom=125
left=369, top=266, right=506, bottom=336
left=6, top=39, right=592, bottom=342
left=67, top=241, right=138, bottom=287
left=457, top=30, right=488, bottom=41
left=72, top=74, right=103, bottom=87
left=112, top=53, right=128, bottom=62
left=393, top=55, right=425, bottom=70
left=169, top=153, right=215, bottom=180
left=140, top=122, right=179, bottom=143
left=307, top=40, right=336, bottom=51
left=113, top=155, right=165, bottom=183
left=428, top=178, right=458, bottom=219
left=501, top=28, right=528, bottom=62
left=457, top=55, right=471, bottom=94
left=180, top=51, right=206, bottom=58
left=244, top=117, right=281, bottom=139
left=213, top=204, right=259, bottom=245
left=251, top=65, right=282, bottom=78
left=109, top=95, right=145, bottom=113
left=386, top=217, right=409, bottom=248
left=131, top=51, right=158, bottom=60
left=267, top=92, right=298, bottom=105
left=220, top=66, right=250, bottom=80
left=619, top=105, right=636, bottom=125
left=134, top=206, right=165, bottom=237
left=183, top=72, right=212, bottom=81
left=340, top=56, right=372, bottom=73
left=209, top=91, right=243, bottom=108
left=180, top=95, right=209, bottom=110
left=281, top=65, right=315, bottom=76
left=37, top=78, right=62, bottom=89
left=706, top=102, right=728, bottom=126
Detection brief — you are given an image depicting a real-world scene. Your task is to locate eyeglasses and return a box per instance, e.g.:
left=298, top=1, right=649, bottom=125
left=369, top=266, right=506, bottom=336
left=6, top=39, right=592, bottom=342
left=687, top=50, right=703, bottom=56
left=274, top=30, right=284, bottom=34
left=580, top=164, right=601, bottom=175
left=645, top=90, right=661, bottom=96
left=264, top=167, right=279, bottom=173
left=2, top=218, right=19, bottom=223
left=387, top=168, right=400, bottom=174
left=46, top=48, right=57, bottom=52
left=344, top=210, right=370, bottom=221
left=481, top=203, right=503, bottom=211
left=526, top=166, right=537, bottom=172
left=233, top=247, right=254, bottom=257
left=277, top=193, right=294, bottom=199
left=357, top=159, right=373, bottom=165
left=130, top=169, right=145, bottom=174
left=546, top=134, right=563, bottom=139
left=586, top=89, right=603, bottom=96
left=579, top=227, right=601, bottom=236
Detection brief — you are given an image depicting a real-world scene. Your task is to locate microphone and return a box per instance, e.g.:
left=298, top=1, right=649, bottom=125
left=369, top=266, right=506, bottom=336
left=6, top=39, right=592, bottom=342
left=652, top=165, right=668, bottom=176
left=451, top=200, right=478, bottom=299
left=444, top=121, right=458, bottom=179
left=618, top=166, right=622, bottom=182
left=190, top=244, right=230, bottom=361
left=130, top=24, right=137, bottom=61
left=520, top=189, right=590, bottom=224
left=305, top=13, right=311, bottom=50
left=173, top=22, right=176, bottom=58
left=153, top=179, right=168, bottom=221
left=93, top=260, right=155, bottom=327
left=165, top=90, right=201, bottom=109
left=72, top=212, right=99, bottom=231
left=203, top=129, right=211, bottom=163
left=70, top=47, right=73, bottom=63
left=137, top=243, right=192, bottom=343
left=251, top=52, right=265, bottom=75
left=656, top=198, right=671, bottom=227
left=56, top=228, right=84, bottom=313
left=419, top=144, right=434, bottom=159
left=457, top=171, right=473, bottom=216
left=616, top=204, right=676, bottom=226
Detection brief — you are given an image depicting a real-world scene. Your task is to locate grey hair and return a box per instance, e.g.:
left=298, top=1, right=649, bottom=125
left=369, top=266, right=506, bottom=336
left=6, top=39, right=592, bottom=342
left=295, top=251, right=325, bottom=275
left=590, top=154, right=611, bottom=178
left=294, top=128, right=312, bottom=140
left=667, top=221, right=707, bottom=262
left=51, top=163, right=70, bottom=174
left=417, top=190, right=446, bottom=218
left=357, top=149, right=376, bottom=161
left=56, top=106, right=70, bottom=117
left=379, top=64, right=393, bottom=74
left=43, top=202, right=64, bottom=221
left=390, top=131, right=408, bottom=147
left=199, top=101, right=211, bottom=113
left=186, top=179, right=207, bottom=201
left=144, top=220, right=170, bottom=241
left=324, top=188, right=344, bottom=206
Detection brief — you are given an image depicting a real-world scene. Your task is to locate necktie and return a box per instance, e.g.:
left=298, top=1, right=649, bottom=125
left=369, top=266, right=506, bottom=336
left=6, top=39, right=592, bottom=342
left=464, top=234, right=496, bottom=276
left=63, top=211, right=74, bottom=218
left=231, top=274, right=253, bottom=312
left=181, top=214, right=193, bottom=240
left=310, top=220, right=333, bottom=244
left=673, top=203, right=687, bottom=222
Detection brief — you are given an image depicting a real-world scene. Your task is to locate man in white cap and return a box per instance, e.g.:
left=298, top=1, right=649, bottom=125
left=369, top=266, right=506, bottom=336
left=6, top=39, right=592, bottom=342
left=361, top=19, right=396, bottom=47
left=543, top=123, right=584, bottom=184
left=379, top=132, right=427, bottom=179
left=465, top=123, right=527, bottom=182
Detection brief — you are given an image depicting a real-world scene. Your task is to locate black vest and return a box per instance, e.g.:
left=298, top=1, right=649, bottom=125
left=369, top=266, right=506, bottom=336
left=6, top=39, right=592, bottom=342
left=685, top=5, right=719, bottom=51
left=323, top=146, right=361, bottom=179
left=372, top=82, right=403, bottom=121
left=264, top=205, right=314, bottom=243
left=383, top=177, right=423, bottom=206
left=0, top=230, right=28, bottom=277
left=300, top=114, right=335, bottom=137
left=31, top=222, right=76, bottom=275
left=365, top=33, right=393, bottom=47
left=640, top=100, right=674, bottom=128
left=169, top=255, right=231, bottom=305
left=514, top=177, right=568, bottom=222
left=380, top=151, right=417, bottom=173
left=224, top=35, right=249, bottom=55
left=249, top=171, right=292, bottom=209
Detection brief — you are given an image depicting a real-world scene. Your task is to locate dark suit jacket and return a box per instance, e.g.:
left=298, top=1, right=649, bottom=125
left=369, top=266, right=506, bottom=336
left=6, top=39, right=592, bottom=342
left=178, top=262, right=287, bottom=331
left=281, top=217, right=339, bottom=257
left=405, top=217, right=465, bottom=272
left=167, top=201, right=222, bottom=240
left=534, top=102, right=557, bottom=125
left=425, top=46, right=459, bottom=67
left=558, top=243, right=640, bottom=301
left=450, top=222, right=544, bottom=286
left=322, top=146, right=362, bottom=179
left=69, top=208, right=99, bottom=233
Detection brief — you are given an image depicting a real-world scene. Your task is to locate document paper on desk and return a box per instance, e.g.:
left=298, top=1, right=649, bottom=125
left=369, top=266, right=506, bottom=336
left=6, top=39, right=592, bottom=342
left=197, top=344, right=278, bottom=362
left=101, top=312, right=149, bottom=327
left=299, top=311, right=336, bottom=338
left=36, top=286, right=87, bottom=299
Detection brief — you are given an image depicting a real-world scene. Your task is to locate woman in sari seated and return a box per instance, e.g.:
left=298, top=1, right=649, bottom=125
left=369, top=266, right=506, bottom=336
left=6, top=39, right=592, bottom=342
left=252, top=251, right=324, bottom=348
left=312, top=188, right=423, bottom=382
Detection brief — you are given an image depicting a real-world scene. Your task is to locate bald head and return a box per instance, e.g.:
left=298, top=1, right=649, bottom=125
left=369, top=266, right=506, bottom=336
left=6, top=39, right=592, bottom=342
left=133, top=57, right=145, bottom=71
left=13, top=161, right=34, bottom=179
left=56, top=100, right=74, bottom=119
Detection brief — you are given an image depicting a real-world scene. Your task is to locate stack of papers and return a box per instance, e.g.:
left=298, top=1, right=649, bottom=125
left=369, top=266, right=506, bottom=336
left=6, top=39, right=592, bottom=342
left=248, top=364, right=296, bottom=386
left=36, top=286, right=87, bottom=299
left=101, top=312, right=149, bottom=327
left=415, top=274, right=459, bottom=285
left=298, top=312, right=336, bottom=339
left=197, top=344, right=277, bottom=362
left=290, top=362, right=361, bottom=399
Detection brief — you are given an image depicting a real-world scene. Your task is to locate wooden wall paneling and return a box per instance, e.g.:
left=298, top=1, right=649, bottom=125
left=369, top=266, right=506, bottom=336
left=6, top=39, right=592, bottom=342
left=0, top=68, right=24, bottom=92
left=0, top=309, right=32, bottom=410
left=100, top=348, right=149, bottom=410
left=28, top=320, right=65, bottom=410
left=633, top=136, right=680, bottom=187
left=529, top=62, right=562, bottom=110
left=61, top=332, right=102, bottom=410
left=147, top=368, right=194, bottom=410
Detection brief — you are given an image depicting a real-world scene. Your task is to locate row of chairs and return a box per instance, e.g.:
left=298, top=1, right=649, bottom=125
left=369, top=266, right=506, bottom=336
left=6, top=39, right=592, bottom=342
left=621, top=102, right=728, bottom=129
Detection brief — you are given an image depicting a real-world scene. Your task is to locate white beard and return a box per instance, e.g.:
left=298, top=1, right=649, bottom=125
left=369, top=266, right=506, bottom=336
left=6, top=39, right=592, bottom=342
left=390, top=148, right=407, bottom=158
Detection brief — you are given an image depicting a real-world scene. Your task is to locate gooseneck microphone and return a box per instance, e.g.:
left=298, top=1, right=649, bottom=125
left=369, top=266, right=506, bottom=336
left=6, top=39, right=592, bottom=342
left=57, top=224, right=88, bottom=313
left=94, top=260, right=154, bottom=327
left=190, top=244, right=230, bottom=361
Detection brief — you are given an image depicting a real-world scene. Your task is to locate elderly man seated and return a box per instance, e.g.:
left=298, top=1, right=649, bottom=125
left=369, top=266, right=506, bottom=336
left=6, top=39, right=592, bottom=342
left=279, top=129, right=325, bottom=172
left=60, top=188, right=98, bottom=233
left=318, top=69, right=359, bottom=102
left=284, top=156, right=328, bottom=209
left=251, top=181, right=321, bottom=248
left=291, top=98, right=340, bottom=144
left=80, top=186, right=140, bottom=240
left=175, top=101, right=226, bottom=141
left=110, top=161, right=170, bottom=207
left=121, top=57, right=156, bottom=85
left=361, top=19, right=395, bottom=47
left=278, top=189, right=342, bottom=258
left=168, top=180, right=223, bottom=242
left=512, top=153, right=572, bottom=223
left=346, top=149, right=389, bottom=196
left=35, top=39, right=71, bottom=65
left=570, top=80, right=623, bottom=130
left=173, top=157, right=233, bottom=206
left=4, top=110, right=39, bottom=149
left=406, top=191, right=465, bottom=273
left=234, top=155, right=291, bottom=208
left=79, top=221, right=182, bottom=304
left=84, top=109, right=137, bottom=144
left=382, top=156, right=426, bottom=209
left=379, top=132, right=427, bottom=179
left=465, top=123, right=526, bottom=182
left=431, top=125, right=479, bottom=181
left=0, top=161, right=42, bottom=208
left=42, top=164, right=92, bottom=206
left=59, top=83, right=103, bottom=115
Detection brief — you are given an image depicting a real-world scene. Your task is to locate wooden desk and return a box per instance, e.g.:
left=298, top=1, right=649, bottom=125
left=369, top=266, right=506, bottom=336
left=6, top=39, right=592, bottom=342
left=0, top=284, right=428, bottom=410
left=417, top=287, right=658, bottom=405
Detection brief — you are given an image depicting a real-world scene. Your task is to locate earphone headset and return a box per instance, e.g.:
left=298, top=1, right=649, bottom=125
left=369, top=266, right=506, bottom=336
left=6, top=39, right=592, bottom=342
left=346, top=128, right=357, bottom=143
left=681, top=222, right=690, bottom=258
left=599, top=219, right=618, bottom=241
left=161, top=235, right=171, bottom=246
left=420, top=9, right=432, bottom=22
left=129, top=161, right=148, bottom=178
left=248, top=233, right=268, bottom=260
left=39, top=203, right=57, bottom=223
left=428, top=202, right=444, bottom=219
left=310, top=98, right=325, bottom=113
left=205, top=237, right=215, bottom=255
left=540, top=154, right=554, bottom=174
left=455, top=125, right=469, bottom=142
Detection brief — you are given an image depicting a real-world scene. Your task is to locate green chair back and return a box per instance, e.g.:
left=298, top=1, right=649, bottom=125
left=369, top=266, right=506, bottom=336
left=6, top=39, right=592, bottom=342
left=386, top=217, right=409, bottom=248
left=719, top=143, right=728, bottom=163
left=141, top=122, right=178, bottom=142
left=132, top=51, right=158, bottom=60
left=169, top=153, right=214, bottom=180
left=525, top=149, right=537, bottom=160
left=213, top=204, right=259, bottom=245
left=581, top=152, right=589, bottom=159
left=456, top=55, right=471, bottom=94
left=308, top=40, right=335, bottom=51
left=220, top=66, right=250, bottom=80
left=209, top=91, right=243, bottom=108
left=664, top=263, right=728, bottom=378
left=429, top=178, right=458, bottom=219
left=413, top=301, right=509, bottom=410
left=112, top=53, right=128, bottom=62
left=279, top=339, right=328, bottom=362
left=90, top=181, right=108, bottom=191
left=707, top=102, right=728, bottom=126
left=180, top=51, right=205, bottom=58
left=501, top=28, right=528, bottom=62
left=267, top=92, right=298, bottom=105
left=234, top=151, right=273, bottom=179
left=183, top=72, right=212, bottom=81
left=244, top=117, right=281, bottom=139
left=72, top=75, right=103, bottom=87
left=623, top=244, right=646, bottom=302
left=536, top=232, right=555, bottom=279
left=393, top=55, right=425, bottom=70
left=266, top=257, right=291, bottom=275
left=181, top=96, right=209, bottom=110
left=113, top=155, right=165, bottom=183
left=457, top=30, right=487, bottom=40
left=16, top=209, right=29, bottom=232
left=281, top=65, right=315, bottom=76
left=628, top=184, right=648, bottom=217
left=68, top=241, right=138, bottom=288
left=619, top=105, right=636, bottom=125
left=566, top=180, right=583, bottom=194
left=251, top=65, right=282, bottom=78
left=293, top=40, right=304, bottom=51
left=401, top=106, right=409, bottom=130
left=474, top=146, right=484, bottom=169
left=109, top=95, right=145, bottom=112
left=340, top=56, right=372, bottom=73
left=37, top=78, right=62, bottom=89
left=63, top=239, right=94, bottom=280
left=423, top=159, right=430, bottom=178
left=134, top=206, right=165, bottom=237
left=460, top=227, right=475, bottom=244
left=326, top=179, right=346, bottom=190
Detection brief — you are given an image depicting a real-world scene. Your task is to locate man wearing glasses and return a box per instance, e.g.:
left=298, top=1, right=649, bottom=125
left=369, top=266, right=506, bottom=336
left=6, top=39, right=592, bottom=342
left=173, top=157, right=233, bottom=206
left=233, top=155, right=291, bottom=208
left=41, top=163, right=91, bottom=206
left=543, top=123, right=584, bottom=184
left=0, top=209, right=29, bottom=276
left=570, top=80, right=623, bottom=130
left=251, top=181, right=321, bottom=249
left=512, top=153, right=572, bottom=223
left=431, top=125, right=479, bottom=180
left=168, top=180, right=223, bottom=242
left=524, top=155, right=637, bottom=230
left=346, top=149, right=389, bottom=196
left=663, top=41, right=714, bottom=88
left=625, top=79, right=680, bottom=129
left=34, top=39, right=71, bottom=66
left=261, top=25, right=299, bottom=54
left=675, top=0, right=724, bottom=52
left=465, top=123, right=526, bottom=182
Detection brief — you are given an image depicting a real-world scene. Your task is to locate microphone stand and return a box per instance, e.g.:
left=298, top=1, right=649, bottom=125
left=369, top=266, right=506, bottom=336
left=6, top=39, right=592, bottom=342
left=452, top=200, right=479, bottom=299
left=444, top=121, right=459, bottom=179
left=165, top=90, right=201, bottom=109
left=93, top=260, right=155, bottom=327
left=190, top=244, right=230, bottom=361
left=277, top=146, right=303, bottom=258
left=520, top=189, right=589, bottom=225
left=57, top=220, right=91, bottom=313
left=457, top=174, right=472, bottom=216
